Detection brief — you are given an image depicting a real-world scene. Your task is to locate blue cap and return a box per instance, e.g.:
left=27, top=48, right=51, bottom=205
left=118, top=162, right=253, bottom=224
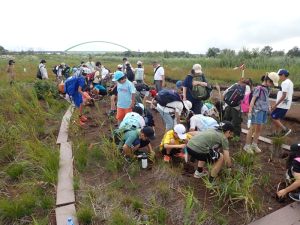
left=176, top=80, right=183, bottom=89
left=277, top=69, right=289, bottom=76
left=112, top=71, right=125, bottom=81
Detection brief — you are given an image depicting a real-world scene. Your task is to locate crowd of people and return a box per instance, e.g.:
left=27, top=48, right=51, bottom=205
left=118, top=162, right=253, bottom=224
left=5, top=56, right=299, bottom=202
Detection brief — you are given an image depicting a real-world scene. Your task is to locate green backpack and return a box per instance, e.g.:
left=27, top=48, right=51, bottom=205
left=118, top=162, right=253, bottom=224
left=190, top=75, right=212, bottom=100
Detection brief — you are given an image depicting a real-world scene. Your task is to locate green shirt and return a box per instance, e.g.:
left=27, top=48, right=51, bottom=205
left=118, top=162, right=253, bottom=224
left=187, top=129, right=229, bottom=154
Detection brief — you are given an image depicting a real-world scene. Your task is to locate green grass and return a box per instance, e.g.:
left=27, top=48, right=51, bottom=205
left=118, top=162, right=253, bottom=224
left=77, top=207, right=94, bottom=225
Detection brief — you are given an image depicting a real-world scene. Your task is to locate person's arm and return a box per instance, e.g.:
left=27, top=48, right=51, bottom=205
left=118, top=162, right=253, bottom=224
left=277, top=173, right=300, bottom=197
left=162, top=75, right=165, bottom=87
left=223, top=150, right=232, bottom=167
left=130, top=93, right=136, bottom=108
left=189, top=117, right=196, bottom=131
left=271, top=92, right=287, bottom=111
left=248, top=95, right=257, bottom=114
left=183, top=87, right=187, bottom=101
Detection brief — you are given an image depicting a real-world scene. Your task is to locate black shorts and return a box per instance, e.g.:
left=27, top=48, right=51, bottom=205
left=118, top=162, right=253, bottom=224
left=186, top=147, right=220, bottom=163
left=161, top=148, right=181, bottom=156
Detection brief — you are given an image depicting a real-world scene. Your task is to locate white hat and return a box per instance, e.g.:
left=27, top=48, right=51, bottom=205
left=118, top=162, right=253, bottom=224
left=267, top=72, right=279, bottom=87
left=183, top=100, right=192, bottom=110
left=174, top=124, right=187, bottom=140
left=137, top=60, right=143, bottom=65
left=192, top=64, right=202, bottom=74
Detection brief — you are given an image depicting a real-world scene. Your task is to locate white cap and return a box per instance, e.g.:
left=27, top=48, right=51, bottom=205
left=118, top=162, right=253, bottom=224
left=174, top=124, right=187, bottom=140
left=192, top=64, right=202, bottom=74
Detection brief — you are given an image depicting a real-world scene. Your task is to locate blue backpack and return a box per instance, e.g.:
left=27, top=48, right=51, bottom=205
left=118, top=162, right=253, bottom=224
left=156, top=89, right=182, bottom=106
left=64, top=76, right=85, bottom=96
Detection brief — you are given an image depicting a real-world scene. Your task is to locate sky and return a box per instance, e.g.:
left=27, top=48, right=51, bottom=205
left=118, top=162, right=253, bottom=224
left=1, top=0, right=300, bottom=54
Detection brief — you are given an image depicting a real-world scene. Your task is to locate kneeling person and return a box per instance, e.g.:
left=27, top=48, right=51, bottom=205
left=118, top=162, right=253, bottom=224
left=186, top=121, right=234, bottom=180
left=160, top=124, right=192, bottom=162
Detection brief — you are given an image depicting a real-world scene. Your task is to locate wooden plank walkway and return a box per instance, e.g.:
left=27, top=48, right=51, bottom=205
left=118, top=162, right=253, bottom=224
left=56, top=204, right=78, bottom=225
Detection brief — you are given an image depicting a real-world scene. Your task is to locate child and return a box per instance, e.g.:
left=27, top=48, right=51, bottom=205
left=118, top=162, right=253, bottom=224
left=277, top=143, right=300, bottom=201
left=160, top=124, right=192, bottom=162
left=243, top=72, right=279, bottom=154
left=269, top=69, right=294, bottom=137
left=113, top=71, right=136, bottom=124
left=135, top=61, right=145, bottom=84
left=6, top=59, right=16, bottom=85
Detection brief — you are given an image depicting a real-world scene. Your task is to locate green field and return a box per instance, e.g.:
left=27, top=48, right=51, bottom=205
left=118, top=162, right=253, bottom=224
left=1, top=54, right=300, bottom=88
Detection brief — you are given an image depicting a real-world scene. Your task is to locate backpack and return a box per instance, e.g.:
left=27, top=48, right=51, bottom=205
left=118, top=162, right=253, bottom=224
left=62, top=66, right=71, bottom=78
left=36, top=66, right=42, bottom=79
left=126, top=66, right=135, bottom=82
left=224, top=84, right=246, bottom=107
left=119, top=112, right=143, bottom=130
left=64, top=76, right=85, bottom=96
left=190, top=75, right=212, bottom=101
left=52, top=65, right=58, bottom=75
left=241, top=92, right=252, bottom=113
left=156, top=89, right=182, bottom=107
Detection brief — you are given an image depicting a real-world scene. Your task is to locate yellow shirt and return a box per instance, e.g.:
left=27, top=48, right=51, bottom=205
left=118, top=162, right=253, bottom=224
left=160, top=130, right=192, bottom=150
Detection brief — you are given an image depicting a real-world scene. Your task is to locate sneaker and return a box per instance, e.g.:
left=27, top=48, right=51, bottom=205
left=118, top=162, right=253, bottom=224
left=282, top=128, right=292, bottom=137
left=193, top=170, right=208, bottom=179
left=175, top=152, right=185, bottom=159
left=243, top=144, right=254, bottom=154
left=80, top=115, right=88, bottom=122
left=251, top=143, right=262, bottom=153
left=79, top=120, right=86, bottom=126
left=289, top=192, right=300, bottom=202
left=108, top=110, right=116, bottom=117
left=163, top=155, right=171, bottom=162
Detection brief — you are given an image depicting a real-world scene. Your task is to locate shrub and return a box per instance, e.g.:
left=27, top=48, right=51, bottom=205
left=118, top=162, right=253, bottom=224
left=6, top=162, right=25, bottom=180
left=33, top=80, right=59, bottom=100
left=77, top=207, right=94, bottom=225
left=108, top=209, right=136, bottom=225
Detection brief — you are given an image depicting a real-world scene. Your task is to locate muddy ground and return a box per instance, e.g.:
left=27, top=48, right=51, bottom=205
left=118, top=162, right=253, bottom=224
left=70, top=91, right=300, bottom=225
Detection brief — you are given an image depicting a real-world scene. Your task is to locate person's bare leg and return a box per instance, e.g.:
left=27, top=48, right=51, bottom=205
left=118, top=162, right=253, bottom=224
left=211, top=153, right=224, bottom=177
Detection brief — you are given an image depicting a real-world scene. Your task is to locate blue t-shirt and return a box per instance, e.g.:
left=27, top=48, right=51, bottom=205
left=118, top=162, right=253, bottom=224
left=72, top=76, right=86, bottom=108
left=117, top=80, right=136, bottom=108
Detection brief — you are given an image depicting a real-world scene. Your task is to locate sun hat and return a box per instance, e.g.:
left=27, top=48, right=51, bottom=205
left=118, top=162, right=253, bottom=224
left=117, top=64, right=123, bottom=69
left=277, top=69, right=289, bottom=76
left=174, top=124, right=187, bottom=140
left=112, top=71, right=125, bottom=81
left=137, top=61, right=143, bottom=65
left=267, top=72, right=279, bottom=86
left=192, top=64, right=202, bottom=74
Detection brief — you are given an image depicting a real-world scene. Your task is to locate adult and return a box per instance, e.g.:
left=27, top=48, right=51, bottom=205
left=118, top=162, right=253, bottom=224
left=113, top=71, right=136, bottom=124
left=153, top=61, right=165, bottom=92
left=243, top=73, right=279, bottom=154
left=122, top=57, right=128, bottom=73
left=6, top=59, right=16, bottom=85
left=183, top=64, right=209, bottom=114
left=156, top=99, right=192, bottom=131
left=277, top=143, right=300, bottom=201
left=269, top=69, right=294, bottom=137
left=86, top=55, right=95, bottom=72
left=186, top=121, right=234, bottom=180
left=93, top=61, right=103, bottom=84
left=135, top=61, right=145, bottom=83
left=39, top=59, right=48, bottom=79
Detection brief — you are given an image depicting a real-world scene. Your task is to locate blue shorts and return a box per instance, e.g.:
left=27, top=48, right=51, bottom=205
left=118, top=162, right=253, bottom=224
left=271, top=108, right=288, bottom=120
left=251, top=110, right=268, bottom=125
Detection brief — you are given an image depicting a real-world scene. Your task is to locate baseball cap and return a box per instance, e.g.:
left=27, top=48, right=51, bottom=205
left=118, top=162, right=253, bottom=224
left=217, top=121, right=234, bottom=132
left=183, top=100, right=192, bottom=111
left=192, top=64, right=202, bottom=74
left=278, top=69, right=289, bottom=76
left=112, top=71, right=125, bottom=81
left=142, top=126, right=155, bottom=140
left=267, top=72, right=279, bottom=86
left=176, top=80, right=183, bottom=89
left=290, top=143, right=300, bottom=152
left=174, top=124, right=187, bottom=140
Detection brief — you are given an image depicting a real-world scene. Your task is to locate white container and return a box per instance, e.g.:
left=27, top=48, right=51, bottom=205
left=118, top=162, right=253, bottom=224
left=141, top=153, right=148, bottom=169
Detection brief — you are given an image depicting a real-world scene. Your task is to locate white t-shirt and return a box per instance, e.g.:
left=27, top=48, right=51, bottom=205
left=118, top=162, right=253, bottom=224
left=157, top=101, right=183, bottom=115
left=154, top=66, right=164, bottom=81
left=276, top=79, right=294, bottom=109
left=135, top=68, right=144, bottom=81
left=190, top=114, right=218, bottom=131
